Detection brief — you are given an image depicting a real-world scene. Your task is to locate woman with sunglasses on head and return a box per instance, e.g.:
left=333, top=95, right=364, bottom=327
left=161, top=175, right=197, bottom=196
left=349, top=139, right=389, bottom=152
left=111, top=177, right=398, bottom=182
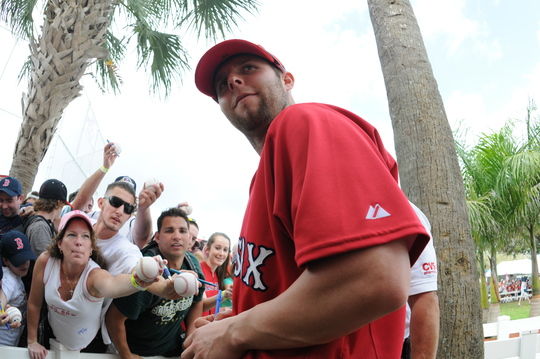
left=201, top=232, right=233, bottom=316
left=26, top=211, right=163, bottom=359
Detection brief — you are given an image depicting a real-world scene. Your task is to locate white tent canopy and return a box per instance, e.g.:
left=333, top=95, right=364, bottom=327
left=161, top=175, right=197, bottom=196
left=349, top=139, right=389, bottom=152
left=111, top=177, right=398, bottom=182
left=486, top=255, right=540, bottom=277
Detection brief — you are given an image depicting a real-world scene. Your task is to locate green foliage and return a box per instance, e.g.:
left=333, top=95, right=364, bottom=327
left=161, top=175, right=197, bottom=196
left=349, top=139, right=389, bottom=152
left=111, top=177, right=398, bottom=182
left=1, top=0, right=259, bottom=95
left=0, top=0, right=38, bottom=38
left=133, top=19, right=189, bottom=95
left=458, top=100, right=540, bottom=297
left=91, top=32, right=127, bottom=93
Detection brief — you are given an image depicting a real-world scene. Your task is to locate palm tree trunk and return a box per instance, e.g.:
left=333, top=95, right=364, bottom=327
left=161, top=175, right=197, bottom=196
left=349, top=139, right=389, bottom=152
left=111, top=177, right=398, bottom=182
left=487, top=244, right=500, bottom=321
left=9, top=0, right=114, bottom=192
left=367, top=1, right=483, bottom=357
left=489, top=244, right=500, bottom=302
left=478, top=251, right=489, bottom=323
left=529, top=225, right=540, bottom=316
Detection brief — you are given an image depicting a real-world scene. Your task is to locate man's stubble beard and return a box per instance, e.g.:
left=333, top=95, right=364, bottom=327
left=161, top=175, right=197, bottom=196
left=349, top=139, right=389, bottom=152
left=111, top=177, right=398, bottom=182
left=232, top=82, right=290, bottom=138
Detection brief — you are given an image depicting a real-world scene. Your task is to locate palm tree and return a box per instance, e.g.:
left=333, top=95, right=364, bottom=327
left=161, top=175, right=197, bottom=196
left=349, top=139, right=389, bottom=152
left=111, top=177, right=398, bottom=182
left=1, top=0, right=259, bottom=192
left=457, top=126, right=517, bottom=322
left=367, top=0, right=483, bottom=357
left=459, top=104, right=540, bottom=317
left=498, top=105, right=540, bottom=315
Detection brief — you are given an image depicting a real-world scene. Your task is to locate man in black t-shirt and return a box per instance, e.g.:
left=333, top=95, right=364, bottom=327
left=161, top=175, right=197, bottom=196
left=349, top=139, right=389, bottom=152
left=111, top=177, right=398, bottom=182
left=106, top=207, right=204, bottom=358
left=0, top=177, right=24, bottom=235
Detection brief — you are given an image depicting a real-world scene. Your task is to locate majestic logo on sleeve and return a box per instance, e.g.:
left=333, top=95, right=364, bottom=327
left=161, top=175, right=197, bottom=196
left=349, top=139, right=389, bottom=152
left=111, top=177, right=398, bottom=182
left=365, top=204, right=391, bottom=220
left=234, top=237, right=274, bottom=291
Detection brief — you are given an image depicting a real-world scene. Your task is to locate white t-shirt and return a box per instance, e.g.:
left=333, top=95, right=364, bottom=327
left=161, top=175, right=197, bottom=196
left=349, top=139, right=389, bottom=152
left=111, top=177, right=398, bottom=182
left=96, top=232, right=142, bottom=344
left=0, top=267, right=26, bottom=346
left=405, top=204, right=438, bottom=339
left=44, top=258, right=103, bottom=350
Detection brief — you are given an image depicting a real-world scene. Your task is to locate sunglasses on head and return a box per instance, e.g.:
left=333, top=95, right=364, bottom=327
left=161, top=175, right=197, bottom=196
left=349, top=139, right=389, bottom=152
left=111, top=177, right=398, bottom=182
left=105, top=196, right=136, bottom=215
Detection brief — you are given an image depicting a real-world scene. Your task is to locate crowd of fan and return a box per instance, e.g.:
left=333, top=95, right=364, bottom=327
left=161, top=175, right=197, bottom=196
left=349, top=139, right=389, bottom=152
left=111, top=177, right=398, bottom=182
left=0, top=143, right=233, bottom=358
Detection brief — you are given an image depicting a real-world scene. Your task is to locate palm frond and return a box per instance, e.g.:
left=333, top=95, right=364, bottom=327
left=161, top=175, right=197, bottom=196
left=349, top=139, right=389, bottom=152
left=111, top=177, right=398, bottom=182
left=89, top=31, right=127, bottom=93
left=0, top=0, right=38, bottom=38
left=17, top=54, right=32, bottom=82
left=134, top=19, right=189, bottom=94
left=178, top=0, right=259, bottom=40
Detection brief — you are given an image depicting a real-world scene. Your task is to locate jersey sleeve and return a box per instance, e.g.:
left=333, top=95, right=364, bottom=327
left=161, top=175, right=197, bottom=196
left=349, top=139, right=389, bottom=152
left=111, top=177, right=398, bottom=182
left=409, top=239, right=438, bottom=296
left=266, top=104, right=429, bottom=267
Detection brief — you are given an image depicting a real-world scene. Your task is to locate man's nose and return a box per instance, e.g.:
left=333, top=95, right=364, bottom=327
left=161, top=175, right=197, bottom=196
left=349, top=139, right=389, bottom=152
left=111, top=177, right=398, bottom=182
left=228, top=74, right=243, bottom=89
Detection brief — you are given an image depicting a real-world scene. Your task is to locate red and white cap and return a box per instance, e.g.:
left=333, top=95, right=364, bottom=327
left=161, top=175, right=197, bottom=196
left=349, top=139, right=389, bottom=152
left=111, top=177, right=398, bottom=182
left=195, top=39, right=286, bottom=101
left=58, top=210, right=95, bottom=232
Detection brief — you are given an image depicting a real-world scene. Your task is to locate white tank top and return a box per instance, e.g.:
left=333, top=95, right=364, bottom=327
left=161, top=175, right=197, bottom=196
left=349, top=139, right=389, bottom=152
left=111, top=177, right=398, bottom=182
left=44, top=257, right=104, bottom=350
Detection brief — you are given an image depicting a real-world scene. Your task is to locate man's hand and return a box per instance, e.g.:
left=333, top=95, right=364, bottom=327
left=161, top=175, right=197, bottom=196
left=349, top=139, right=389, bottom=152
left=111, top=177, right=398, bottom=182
left=193, top=308, right=234, bottom=329
left=138, top=183, right=164, bottom=210
left=104, top=142, right=119, bottom=169
left=181, top=314, right=244, bottom=359
left=28, top=341, right=48, bottom=359
left=121, top=354, right=142, bottom=359
left=19, top=205, right=35, bottom=217
left=0, top=310, right=9, bottom=326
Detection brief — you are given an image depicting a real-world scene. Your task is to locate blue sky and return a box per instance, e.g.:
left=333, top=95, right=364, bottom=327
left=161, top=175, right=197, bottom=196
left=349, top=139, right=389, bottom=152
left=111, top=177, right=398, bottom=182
left=0, top=0, right=539, bottom=241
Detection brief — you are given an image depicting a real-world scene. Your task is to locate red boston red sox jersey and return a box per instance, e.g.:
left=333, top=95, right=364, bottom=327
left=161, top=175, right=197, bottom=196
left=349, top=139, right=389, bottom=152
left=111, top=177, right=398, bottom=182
left=233, top=103, right=429, bottom=358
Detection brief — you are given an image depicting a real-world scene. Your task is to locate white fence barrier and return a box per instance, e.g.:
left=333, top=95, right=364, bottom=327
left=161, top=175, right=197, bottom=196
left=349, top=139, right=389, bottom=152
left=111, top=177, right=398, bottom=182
left=484, top=316, right=540, bottom=359
left=0, top=339, right=173, bottom=359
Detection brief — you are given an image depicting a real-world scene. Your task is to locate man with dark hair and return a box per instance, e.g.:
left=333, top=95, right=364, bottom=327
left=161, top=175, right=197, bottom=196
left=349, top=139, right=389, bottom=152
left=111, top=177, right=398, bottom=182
left=106, top=208, right=204, bottom=358
left=182, top=40, right=430, bottom=359
left=25, top=179, right=68, bottom=254
left=67, top=190, right=93, bottom=214
left=0, top=177, right=24, bottom=234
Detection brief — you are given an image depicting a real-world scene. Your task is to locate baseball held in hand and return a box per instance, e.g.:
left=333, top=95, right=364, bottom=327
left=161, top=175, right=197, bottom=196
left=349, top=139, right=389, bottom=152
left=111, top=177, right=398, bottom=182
left=145, top=178, right=160, bottom=192
left=179, top=204, right=193, bottom=215
left=6, top=307, right=22, bottom=324
left=174, top=272, right=198, bottom=297
left=111, top=143, right=122, bottom=156
left=135, top=257, right=160, bottom=282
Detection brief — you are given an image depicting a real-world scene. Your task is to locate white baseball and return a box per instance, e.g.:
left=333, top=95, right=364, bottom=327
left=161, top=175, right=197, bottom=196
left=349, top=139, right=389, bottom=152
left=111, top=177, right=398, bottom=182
left=179, top=204, right=193, bottom=215
left=173, top=272, right=199, bottom=297
left=145, top=178, right=160, bottom=192
left=6, top=307, right=22, bottom=324
left=135, top=257, right=160, bottom=282
left=111, top=143, right=122, bottom=155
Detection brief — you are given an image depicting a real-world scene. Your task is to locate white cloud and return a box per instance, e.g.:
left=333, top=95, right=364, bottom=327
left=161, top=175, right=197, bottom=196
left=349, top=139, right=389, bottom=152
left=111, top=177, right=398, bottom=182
left=412, top=0, right=502, bottom=61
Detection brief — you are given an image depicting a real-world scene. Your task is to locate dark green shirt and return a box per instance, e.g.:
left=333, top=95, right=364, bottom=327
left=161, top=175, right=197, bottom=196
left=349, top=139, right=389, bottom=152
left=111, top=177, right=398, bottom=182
left=112, top=245, right=204, bottom=357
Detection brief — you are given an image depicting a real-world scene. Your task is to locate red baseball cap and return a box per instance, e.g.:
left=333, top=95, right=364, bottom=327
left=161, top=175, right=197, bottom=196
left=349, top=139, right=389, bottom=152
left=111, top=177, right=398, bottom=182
left=195, top=39, right=286, bottom=100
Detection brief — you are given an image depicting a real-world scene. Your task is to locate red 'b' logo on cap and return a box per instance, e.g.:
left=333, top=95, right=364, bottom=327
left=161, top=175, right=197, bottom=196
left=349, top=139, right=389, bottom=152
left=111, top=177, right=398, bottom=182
left=14, top=237, right=24, bottom=249
left=3, top=179, right=10, bottom=186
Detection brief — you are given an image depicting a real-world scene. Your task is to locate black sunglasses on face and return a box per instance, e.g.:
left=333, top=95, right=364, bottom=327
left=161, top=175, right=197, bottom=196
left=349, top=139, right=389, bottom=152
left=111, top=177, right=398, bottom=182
left=105, top=196, right=136, bottom=214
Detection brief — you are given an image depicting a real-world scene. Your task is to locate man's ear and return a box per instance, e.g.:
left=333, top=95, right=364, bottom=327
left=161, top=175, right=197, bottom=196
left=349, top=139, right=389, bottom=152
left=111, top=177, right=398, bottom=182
left=97, top=197, right=105, bottom=210
left=154, top=232, right=160, bottom=244
left=283, top=71, right=295, bottom=90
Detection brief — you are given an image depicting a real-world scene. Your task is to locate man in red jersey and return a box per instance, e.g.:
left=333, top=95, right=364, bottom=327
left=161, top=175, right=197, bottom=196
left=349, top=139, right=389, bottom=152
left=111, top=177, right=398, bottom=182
left=182, top=39, right=430, bottom=359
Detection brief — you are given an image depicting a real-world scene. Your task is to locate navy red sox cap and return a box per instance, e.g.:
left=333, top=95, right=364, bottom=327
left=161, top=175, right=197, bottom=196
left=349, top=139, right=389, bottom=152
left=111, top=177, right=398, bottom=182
left=0, top=230, right=36, bottom=267
left=114, top=176, right=137, bottom=192
left=195, top=39, right=286, bottom=101
left=0, top=177, right=22, bottom=197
